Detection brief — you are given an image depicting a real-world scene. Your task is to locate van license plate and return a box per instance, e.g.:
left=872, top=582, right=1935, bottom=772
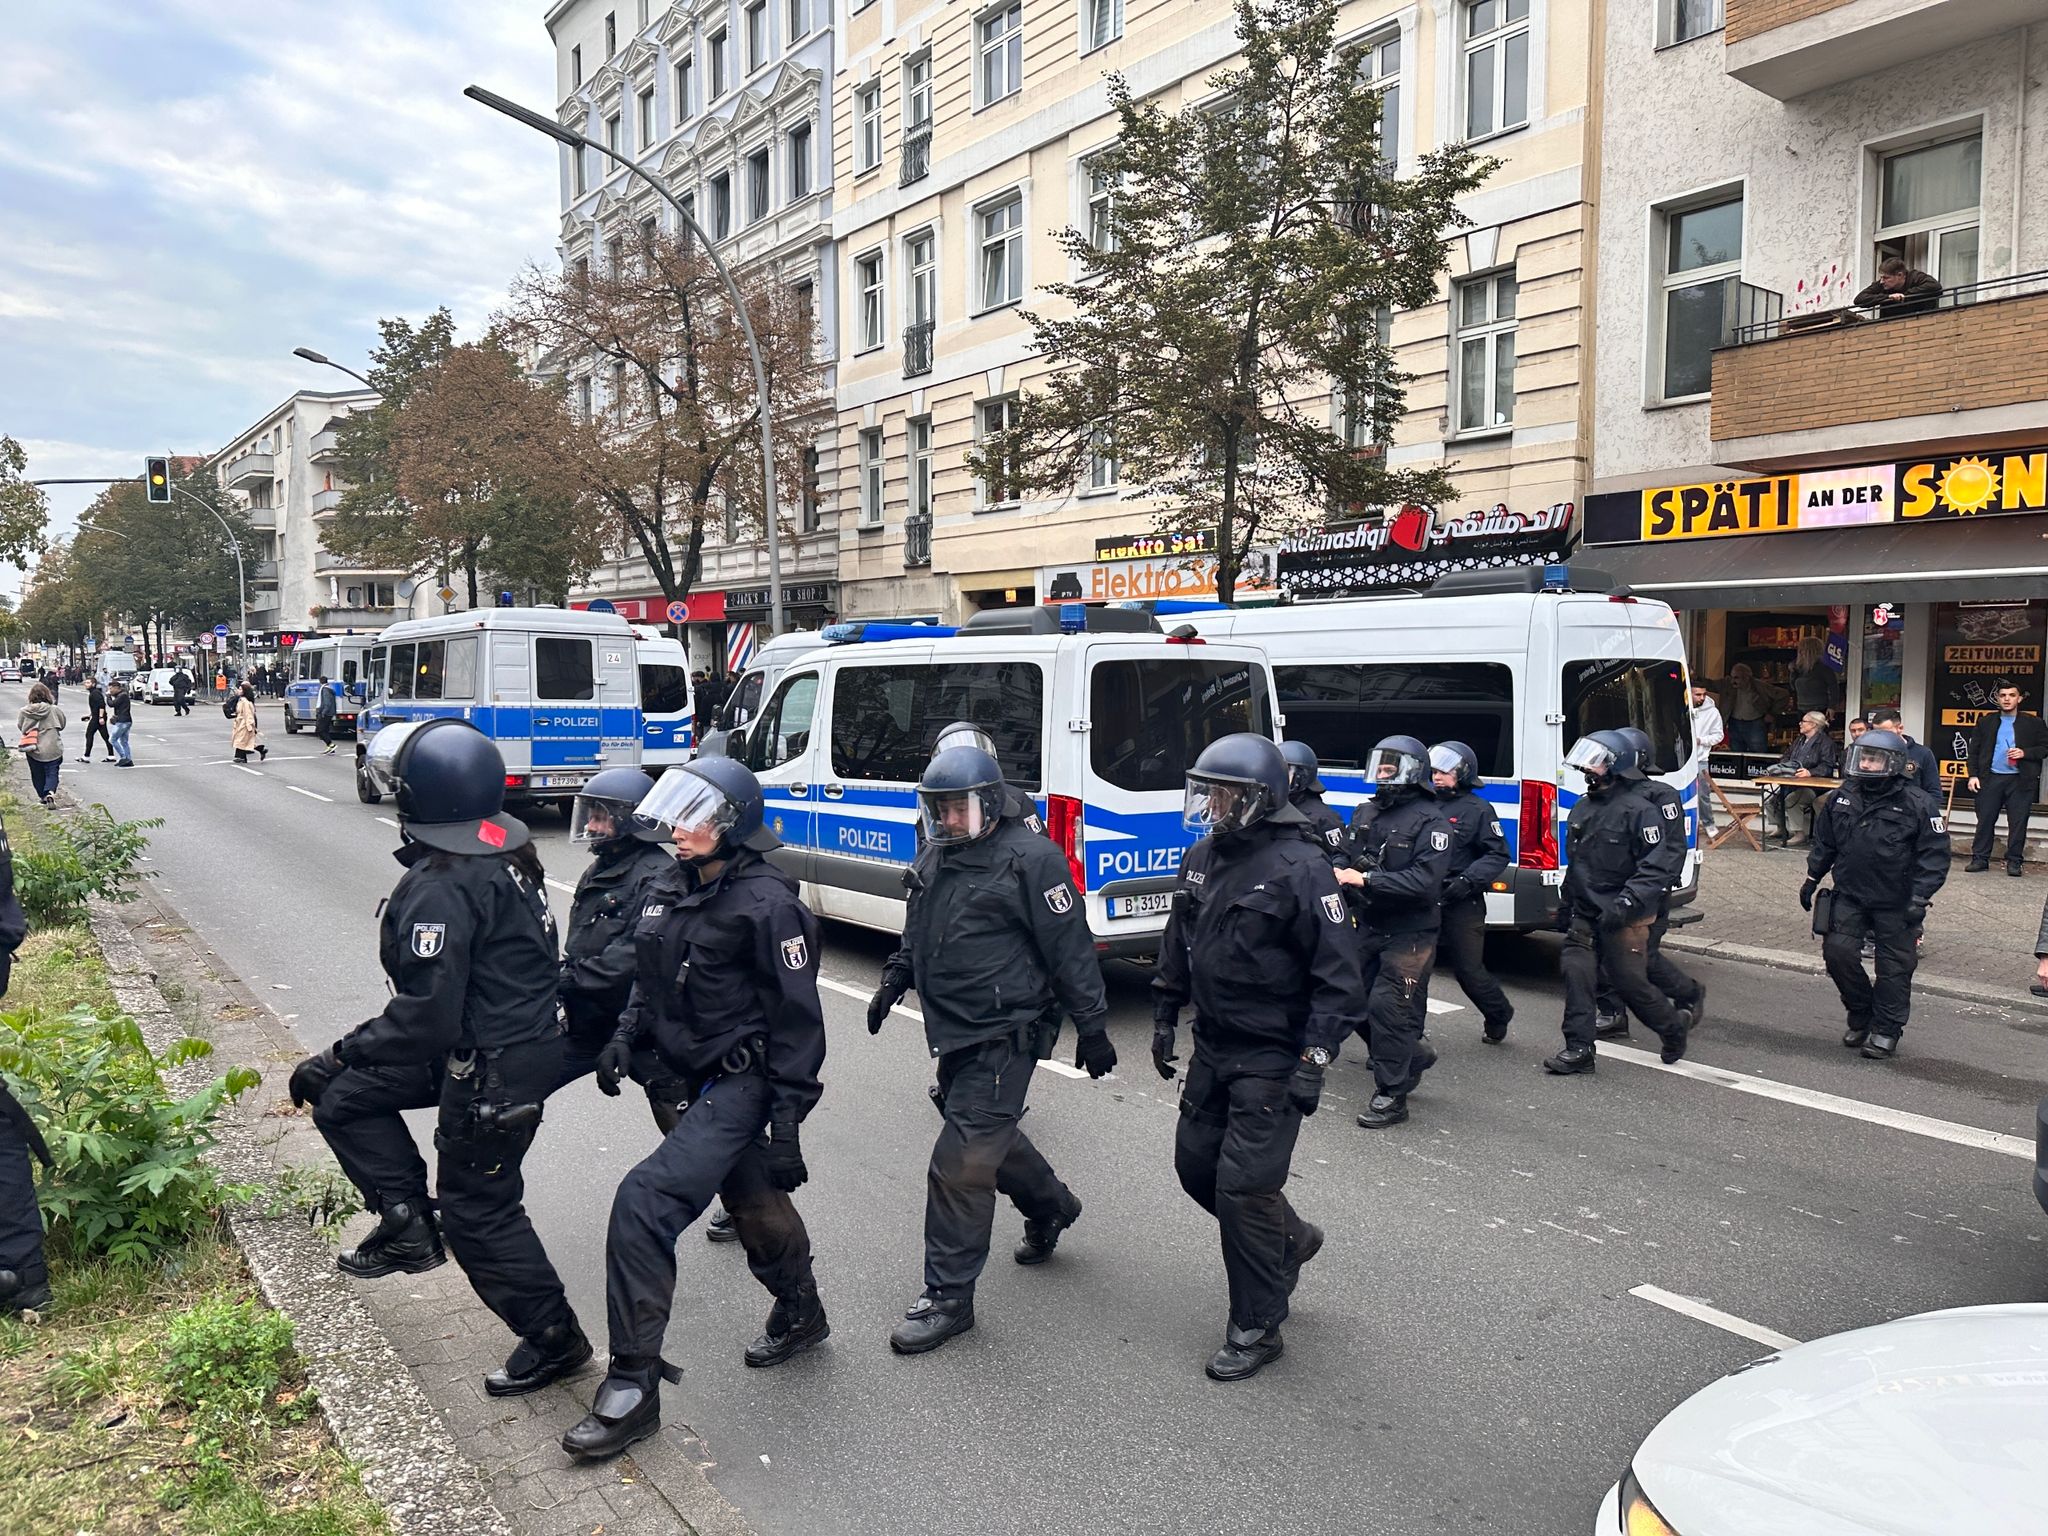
left=533, top=775, right=578, bottom=789
left=1107, top=892, right=1173, bottom=919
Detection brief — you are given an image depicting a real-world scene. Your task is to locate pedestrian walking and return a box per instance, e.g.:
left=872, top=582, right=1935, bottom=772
left=1593, top=728, right=1707, bottom=1040
left=80, top=679, right=111, bottom=762
left=286, top=720, right=588, bottom=1398
left=230, top=683, right=266, bottom=763
left=14, top=685, right=66, bottom=806
left=1426, top=740, right=1514, bottom=1044
left=1280, top=739, right=1349, bottom=863
left=0, top=801, right=45, bottom=1318
left=107, top=679, right=134, bottom=767
left=1152, top=733, right=1367, bottom=1381
left=561, top=756, right=828, bottom=1460
left=1690, top=684, right=1725, bottom=832
left=1802, top=729, right=1951, bottom=1060
left=315, top=675, right=340, bottom=755
left=1964, top=679, right=2048, bottom=875
left=868, top=743, right=1113, bottom=1357
left=170, top=665, right=194, bottom=717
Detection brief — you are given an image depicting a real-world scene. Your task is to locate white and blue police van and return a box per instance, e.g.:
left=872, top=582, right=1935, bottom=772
left=353, top=608, right=647, bottom=812
left=283, top=636, right=375, bottom=736
left=722, top=604, right=1277, bottom=958
left=1184, top=565, right=1700, bottom=930
left=628, top=624, right=695, bottom=768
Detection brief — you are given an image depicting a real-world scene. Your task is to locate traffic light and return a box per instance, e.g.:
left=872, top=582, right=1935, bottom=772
left=145, top=456, right=171, bottom=503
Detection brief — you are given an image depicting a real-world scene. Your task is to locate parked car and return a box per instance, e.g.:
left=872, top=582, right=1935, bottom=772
left=0, top=665, right=19, bottom=683
left=142, top=668, right=181, bottom=704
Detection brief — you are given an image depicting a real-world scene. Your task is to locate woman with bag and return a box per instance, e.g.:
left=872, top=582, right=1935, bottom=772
left=15, top=684, right=67, bottom=805
left=230, top=682, right=266, bottom=765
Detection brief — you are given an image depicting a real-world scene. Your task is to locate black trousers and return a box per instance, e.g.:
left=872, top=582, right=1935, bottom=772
left=1357, top=929, right=1436, bottom=1094
left=1435, top=896, right=1512, bottom=1030
left=1597, top=903, right=1698, bottom=1020
left=1562, top=915, right=1685, bottom=1052
left=315, top=716, right=335, bottom=746
left=0, top=1120, right=46, bottom=1291
left=313, top=1061, right=440, bottom=1212
left=554, top=1032, right=687, bottom=1135
left=605, top=1068, right=815, bottom=1358
left=1822, top=898, right=1918, bottom=1038
left=173, top=696, right=190, bottom=716
left=81, top=717, right=111, bottom=756
left=1971, top=774, right=2036, bottom=864
left=924, top=1035, right=1070, bottom=1298
left=1173, top=1051, right=1310, bottom=1333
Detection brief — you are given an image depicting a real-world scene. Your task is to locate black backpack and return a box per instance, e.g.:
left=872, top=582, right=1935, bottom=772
left=223, top=696, right=239, bottom=720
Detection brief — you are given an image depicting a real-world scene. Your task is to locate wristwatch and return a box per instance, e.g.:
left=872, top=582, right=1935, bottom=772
left=1302, top=1046, right=1332, bottom=1068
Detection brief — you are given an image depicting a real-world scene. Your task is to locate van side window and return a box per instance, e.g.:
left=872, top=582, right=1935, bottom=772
left=443, top=636, right=478, bottom=699
left=1561, top=658, right=1694, bottom=773
left=1277, top=662, right=1515, bottom=776
left=386, top=643, right=416, bottom=700
left=341, top=658, right=359, bottom=686
left=639, top=663, right=690, bottom=714
left=1090, top=659, right=1272, bottom=792
left=536, top=638, right=595, bottom=701
left=414, top=640, right=448, bottom=700
left=829, top=662, right=1046, bottom=788
left=723, top=671, right=763, bottom=728
left=747, top=672, right=819, bottom=771
left=367, top=649, right=387, bottom=701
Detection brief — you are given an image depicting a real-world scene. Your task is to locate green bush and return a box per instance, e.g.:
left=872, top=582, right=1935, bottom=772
left=0, top=1006, right=259, bottom=1262
left=14, top=805, right=163, bottom=925
left=159, top=1294, right=305, bottom=1453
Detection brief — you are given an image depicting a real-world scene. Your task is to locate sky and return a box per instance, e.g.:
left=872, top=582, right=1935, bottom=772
left=0, top=0, right=564, bottom=601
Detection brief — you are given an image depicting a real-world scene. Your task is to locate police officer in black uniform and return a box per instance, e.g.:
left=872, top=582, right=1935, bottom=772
left=0, top=806, right=47, bottom=1317
left=1427, top=740, right=1514, bottom=1043
left=561, top=757, right=827, bottom=1461
left=1592, top=726, right=1707, bottom=1040
left=1281, top=739, right=1349, bottom=865
left=288, top=720, right=589, bottom=1398
left=1547, top=730, right=1691, bottom=1074
left=869, top=744, right=1114, bottom=1354
left=1801, top=728, right=1950, bottom=1060
left=1339, top=735, right=1452, bottom=1129
left=934, top=721, right=1043, bottom=830
left=1153, top=734, right=1368, bottom=1382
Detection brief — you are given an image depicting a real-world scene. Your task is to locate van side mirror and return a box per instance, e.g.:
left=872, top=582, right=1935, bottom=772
left=723, top=727, right=747, bottom=760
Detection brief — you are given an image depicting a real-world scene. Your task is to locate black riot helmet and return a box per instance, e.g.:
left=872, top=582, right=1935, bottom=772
left=1280, top=738, right=1324, bottom=797
left=570, top=766, right=665, bottom=846
left=1184, top=733, right=1292, bottom=835
left=363, top=718, right=529, bottom=855
left=1364, top=734, right=1430, bottom=793
left=1427, top=740, right=1478, bottom=791
left=1563, top=729, right=1638, bottom=785
left=1613, top=726, right=1654, bottom=780
left=918, top=745, right=1006, bottom=845
left=635, top=756, right=780, bottom=855
left=1846, top=727, right=1910, bottom=783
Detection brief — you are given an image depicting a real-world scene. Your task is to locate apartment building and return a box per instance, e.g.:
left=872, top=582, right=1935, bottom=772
left=548, top=0, right=843, bottom=659
left=829, top=0, right=1602, bottom=619
left=1585, top=0, right=2048, bottom=769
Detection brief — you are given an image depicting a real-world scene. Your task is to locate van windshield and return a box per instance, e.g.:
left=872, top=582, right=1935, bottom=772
left=1561, top=657, right=1694, bottom=773
left=1089, top=657, right=1274, bottom=793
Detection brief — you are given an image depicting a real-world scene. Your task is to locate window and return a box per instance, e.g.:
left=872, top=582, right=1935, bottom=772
left=571, top=44, right=583, bottom=87
left=605, top=112, right=622, bottom=157
left=637, top=0, right=648, bottom=25
left=385, top=643, right=415, bottom=699
left=604, top=10, right=616, bottom=55
left=908, top=415, right=933, bottom=523
left=791, top=278, right=815, bottom=356
left=1462, top=0, right=1528, bottom=142
left=856, top=81, right=882, bottom=172
left=345, top=582, right=396, bottom=609
left=638, top=87, right=656, bottom=147
left=1084, top=156, right=1119, bottom=252
left=536, top=637, right=596, bottom=700
left=574, top=145, right=588, bottom=196
left=1357, top=30, right=1400, bottom=170
left=413, top=640, right=447, bottom=700
left=1084, top=0, right=1122, bottom=52
left=1085, top=422, right=1118, bottom=490
left=976, top=3, right=1023, bottom=107
left=1277, top=662, right=1514, bottom=774
left=788, top=121, right=812, bottom=198
left=976, top=192, right=1023, bottom=310
left=975, top=395, right=1021, bottom=504
left=710, top=172, right=732, bottom=239
left=1089, top=659, right=1275, bottom=792
left=680, top=190, right=696, bottom=246
left=1338, top=306, right=1393, bottom=448
left=722, top=669, right=765, bottom=730
left=859, top=427, right=885, bottom=525
left=746, top=147, right=771, bottom=221
left=745, top=0, right=766, bottom=72
left=906, top=227, right=936, bottom=322
left=675, top=55, right=693, bottom=119
left=366, top=648, right=388, bottom=701
left=709, top=30, right=728, bottom=96
left=855, top=250, right=885, bottom=350
left=1876, top=133, right=1982, bottom=293
left=610, top=359, right=629, bottom=422
left=1561, top=658, right=1694, bottom=774
left=788, top=0, right=812, bottom=39
left=1656, top=192, right=1742, bottom=401
left=904, top=53, right=933, bottom=131
left=830, top=662, right=1047, bottom=788
left=1453, top=270, right=1517, bottom=434
left=444, top=636, right=478, bottom=699
left=578, top=377, right=594, bottom=422
left=638, top=214, right=659, bottom=266
left=744, top=671, right=819, bottom=771
left=606, top=232, right=625, bottom=272
left=799, top=443, right=822, bottom=531
left=639, top=662, right=690, bottom=715
left=1658, top=0, right=1722, bottom=46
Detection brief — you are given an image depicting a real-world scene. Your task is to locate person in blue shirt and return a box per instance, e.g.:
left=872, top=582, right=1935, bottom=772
left=1965, top=681, right=2048, bottom=875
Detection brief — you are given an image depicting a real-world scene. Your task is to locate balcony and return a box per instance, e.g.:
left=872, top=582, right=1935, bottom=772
left=245, top=505, right=277, bottom=530
left=251, top=560, right=280, bottom=583
left=224, top=450, right=274, bottom=489
left=311, top=486, right=344, bottom=515
left=319, top=606, right=398, bottom=627
left=308, top=425, right=343, bottom=461
left=247, top=590, right=281, bottom=615
left=1724, top=0, right=2048, bottom=100
left=899, top=125, right=931, bottom=188
left=903, top=511, right=932, bottom=568
left=903, top=319, right=934, bottom=378
left=1711, top=269, right=2048, bottom=469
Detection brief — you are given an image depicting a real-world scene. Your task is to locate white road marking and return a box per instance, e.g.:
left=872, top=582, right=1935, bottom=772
left=1629, top=1284, right=1799, bottom=1352
left=1036, top=1058, right=1090, bottom=1079
left=544, top=878, right=577, bottom=895
left=1599, top=1040, right=2034, bottom=1161
left=286, top=785, right=332, bottom=803
left=376, top=817, right=401, bottom=829
left=1423, top=998, right=1464, bottom=1015
left=233, top=765, right=264, bottom=777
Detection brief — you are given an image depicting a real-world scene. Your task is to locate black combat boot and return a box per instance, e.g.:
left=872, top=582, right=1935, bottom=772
left=0, top=1267, right=52, bottom=1315
left=1841, top=1015, right=1871, bottom=1048
left=485, top=1318, right=593, bottom=1397
left=705, top=1204, right=740, bottom=1243
left=888, top=1291, right=975, bottom=1355
left=744, top=1283, right=830, bottom=1368
left=1355, top=1091, right=1408, bottom=1128
left=1593, top=1012, right=1630, bottom=1038
left=1660, top=1007, right=1694, bottom=1065
left=336, top=1200, right=445, bottom=1279
left=1482, top=1010, right=1511, bottom=1044
left=1282, top=1223, right=1324, bottom=1296
left=1205, top=1324, right=1283, bottom=1382
left=1861, top=1033, right=1900, bottom=1059
left=1543, top=1045, right=1596, bottom=1075
left=1014, top=1192, right=1083, bottom=1266
left=1397, top=1038, right=1438, bottom=1095
left=560, top=1355, right=682, bottom=1461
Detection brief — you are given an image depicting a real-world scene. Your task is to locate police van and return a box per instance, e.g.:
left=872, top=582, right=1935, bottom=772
left=723, top=604, right=1276, bottom=957
left=283, top=636, right=375, bottom=735
left=628, top=625, right=694, bottom=768
left=1184, top=565, right=1699, bottom=930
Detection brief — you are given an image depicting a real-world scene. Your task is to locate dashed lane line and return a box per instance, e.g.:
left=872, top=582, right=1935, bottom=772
left=1629, top=1285, right=1799, bottom=1353
left=286, top=785, right=333, bottom=803
left=375, top=817, right=400, bottom=829
left=543, top=878, right=577, bottom=895
left=232, top=765, right=264, bottom=778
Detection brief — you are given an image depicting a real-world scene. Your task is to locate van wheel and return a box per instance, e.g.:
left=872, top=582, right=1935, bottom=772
left=283, top=716, right=299, bottom=734
left=355, top=759, right=382, bottom=805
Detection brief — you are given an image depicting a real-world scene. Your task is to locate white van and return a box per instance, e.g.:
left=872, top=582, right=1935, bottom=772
left=284, top=637, right=375, bottom=734
left=142, top=667, right=180, bottom=704
left=702, top=620, right=949, bottom=755
left=725, top=605, right=1277, bottom=957
left=1185, top=566, right=1699, bottom=929
left=95, top=651, right=137, bottom=690
left=629, top=625, right=694, bottom=768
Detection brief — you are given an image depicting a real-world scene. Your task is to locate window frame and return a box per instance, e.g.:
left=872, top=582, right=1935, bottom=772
left=744, top=669, right=820, bottom=772
left=744, top=0, right=767, bottom=72
left=1080, top=0, right=1123, bottom=55
left=1655, top=0, right=1723, bottom=49
left=1275, top=660, right=1517, bottom=776
left=709, top=28, right=729, bottom=97
left=858, top=426, right=886, bottom=527
left=828, top=660, right=1049, bottom=790
left=1872, top=129, right=1983, bottom=294
left=905, top=227, right=938, bottom=327
left=788, top=120, right=813, bottom=199
left=907, top=415, right=934, bottom=524
left=1083, top=153, right=1120, bottom=253
left=604, top=111, right=623, bottom=158
left=855, top=80, right=883, bottom=173
left=535, top=637, right=598, bottom=702
left=854, top=248, right=886, bottom=352
left=788, top=0, right=813, bottom=41
left=903, top=51, right=933, bottom=132
left=975, top=1, right=1023, bottom=109
left=974, top=394, right=1022, bottom=508
left=1451, top=268, right=1518, bottom=438
left=674, top=55, right=693, bottom=120
left=710, top=171, right=732, bottom=239
left=973, top=190, right=1025, bottom=313
left=571, top=44, right=583, bottom=88
left=1650, top=185, right=1744, bottom=406
left=1354, top=27, right=1401, bottom=172
left=746, top=146, right=772, bottom=222
left=637, top=86, right=656, bottom=148
left=1460, top=0, right=1530, bottom=145
left=1335, top=305, right=1393, bottom=449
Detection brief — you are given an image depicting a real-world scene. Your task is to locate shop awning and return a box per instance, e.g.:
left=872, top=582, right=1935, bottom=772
left=1583, top=517, right=2048, bottom=610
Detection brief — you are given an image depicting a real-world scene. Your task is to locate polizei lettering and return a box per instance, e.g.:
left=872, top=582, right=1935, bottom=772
left=1095, top=845, right=1185, bottom=879
left=838, top=826, right=894, bottom=854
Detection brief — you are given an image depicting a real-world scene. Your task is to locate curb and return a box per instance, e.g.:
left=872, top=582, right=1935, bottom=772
left=86, top=896, right=517, bottom=1536
left=1661, top=930, right=2048, bottom=1018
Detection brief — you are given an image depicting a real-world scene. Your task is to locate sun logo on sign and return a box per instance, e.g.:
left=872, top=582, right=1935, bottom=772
left=1937, top=456, right=2000, bottom=514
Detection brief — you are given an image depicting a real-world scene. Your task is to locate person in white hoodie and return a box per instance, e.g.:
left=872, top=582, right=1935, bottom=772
left=1690, top=684, right=1725, bottom=832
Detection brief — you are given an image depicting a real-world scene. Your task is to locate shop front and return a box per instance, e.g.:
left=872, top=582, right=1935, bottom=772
left=1275, top=500, right=1577, bottom=597
left=570, top=589, right=728, bottom=674
left=1038, top=527, right=1281, bottom=606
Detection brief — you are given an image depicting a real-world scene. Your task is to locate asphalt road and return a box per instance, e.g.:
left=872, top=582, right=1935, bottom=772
left=25, top=689, right=2048, bottom=1535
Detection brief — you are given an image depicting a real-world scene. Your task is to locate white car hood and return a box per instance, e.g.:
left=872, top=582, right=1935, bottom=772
left=1633, top=1305, right=2048, bottom=1535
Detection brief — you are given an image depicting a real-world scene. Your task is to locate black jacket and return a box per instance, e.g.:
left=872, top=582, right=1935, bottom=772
left=1344, top=786, right=1452, bottom=935
left=109, top=691, right=132, bottom=725
left=1434, top=787, right=1509, bottom=904
left=1896, top=735, right=1941, bottom=790
left=1152, top=819, right=1368, bottom=1074
left=883, top=812, right=1106, bottom=1055
left=1782, top=729, right=1840, bottom=777
left=620, top=850, right=825, bottom=1127
left=1967, top=710, right=2048, bottom=784
left=1561, top=778, right=1684, bottom=919
left=171, top=671, right=193, bottom=698
left=1806, top=778, right=1949, bottom=911
left=86, top=684, right=105, bottom=723
left=336, top=845, right=562, bottom=1067
left=559, top=839, right=676, bottom=1043
left=1289, top=788, right=1350, bottom=867
left=1853, top=269, right=1941, bottom=316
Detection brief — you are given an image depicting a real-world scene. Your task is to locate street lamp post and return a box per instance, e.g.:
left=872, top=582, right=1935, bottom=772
left=462, top=82, right=788, bottom=638
left=292, top=347, right=379, bottom=391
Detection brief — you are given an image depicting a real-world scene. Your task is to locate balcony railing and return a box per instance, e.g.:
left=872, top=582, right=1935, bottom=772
left=903, top=511, right=932, bottom=568
left=903, top=319, right=935, bottom=378
left=900, top=125, right=931, bottom=188
left=311, top=486, right=344, bottom=515
left=224, top=450, right=274, bottom=489
left=245, top=505, right=277, bottom=530
left=251, top=560, right=280, bottom=583
left=248, top=590, right=281, bottom=614
left=1727, top=266, right=2048, bottom=347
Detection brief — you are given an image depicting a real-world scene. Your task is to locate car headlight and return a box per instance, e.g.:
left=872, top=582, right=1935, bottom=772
left=1620, top=1468, right=1679, bottom=1535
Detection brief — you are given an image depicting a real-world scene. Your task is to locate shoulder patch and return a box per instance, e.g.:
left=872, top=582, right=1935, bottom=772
left=1642, top=825, right=1662, bottom=844
left=1428, top=829, right=1451, bottom=852
left=1661, top=802, right=1679, bottom=820
left=1325, top=827, right=1344, bottom=847
left=780, top=934, right=809, bottom=971
left=411, top=922, right=445, bottom=959
left=642, top=903, right=666, bottom=918
left=1043, top=883, right=1074, bottom=914
left=1024, top=814, right=1045, bottom=835
left=1320, top=892, right=1345, bottom=923
left=1184, top=868, right=1206, bottom=886
left=1930, top=816, right=1945, bottom=833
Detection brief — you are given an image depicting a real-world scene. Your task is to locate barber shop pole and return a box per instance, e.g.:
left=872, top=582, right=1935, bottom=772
left=726, top=623, right=757, bottom=674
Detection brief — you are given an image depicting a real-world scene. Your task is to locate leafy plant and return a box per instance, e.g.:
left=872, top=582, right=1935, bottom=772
left=47, top=1335, right=123, bottom=1406
left=159, top=1293, right=306, bottom=1454
left=14, top=805, right=162, bottom=924
left=262, top=1161, right=363, bottom=1239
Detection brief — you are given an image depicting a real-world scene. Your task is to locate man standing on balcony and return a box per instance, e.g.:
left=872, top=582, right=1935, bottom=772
left=1853, top=257, right=1941, bottom=318
left=1965, top=680, right=2048, bottom=875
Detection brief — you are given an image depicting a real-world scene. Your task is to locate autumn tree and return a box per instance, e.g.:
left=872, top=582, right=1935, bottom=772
left=970, top=0, right=1492, bottom=601
left=18, top=544, right=102, bottom=655
left=62, top=471, right=251, bottom=662
left=0, top=435, right=51, bottom=568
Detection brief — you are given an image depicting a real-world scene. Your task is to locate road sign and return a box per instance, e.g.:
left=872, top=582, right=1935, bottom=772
left=212, top=624, right=229, bottom=637
left=666, top=600, right=689, bottom=624
left=586, top=598, right=616, bottom=614
left=437, top=586, right=456, bottom=603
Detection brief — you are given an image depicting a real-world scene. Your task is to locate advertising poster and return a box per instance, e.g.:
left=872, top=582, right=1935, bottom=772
left=1930, top=601, right=2045, bottom=779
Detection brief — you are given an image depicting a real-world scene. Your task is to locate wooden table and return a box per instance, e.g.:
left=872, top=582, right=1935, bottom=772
left=1751, top=773, right=1844, bottom=849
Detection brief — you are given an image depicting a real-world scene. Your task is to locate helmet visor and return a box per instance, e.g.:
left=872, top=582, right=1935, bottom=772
left=1427, top=745, right=1470, bottom=781
left=934, top=722, right=995, bottom=756
left=1848, top=743, right=1906, bottom=779
left=364, top=719, right=434, bottom=795
left=918, top=784, right=1001, bottom=844
left=1184, top=774, right=1269, bottom=834
left=1364, top=745, right=1426, bottom=786
left=570, top=796, right=639, bottom=845
left=1286, top=762, right=1315, bottom=796
left=1563, top=737, right=1616, bottom=776
left=635, top=770, right=740, bottom=840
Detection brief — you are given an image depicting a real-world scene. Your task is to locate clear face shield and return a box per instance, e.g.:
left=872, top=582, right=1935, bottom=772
left=1183, top=774, right=1268, bottom=834
left=1848, top=743, right=1905, bottom=780
left=1563, top=737, right=1616, bottom=779
left=569, top=796, right=638, bottom=846
left=364, top=719, right=434, bottom=797
left=635, top=770, right=741, bottom=844
left=1427, top=744, right=1470, bottom=786
left=918, top=784, right=1002, bottom=845
left=1286, top=762, right=1315, bottom=797
left=933, top=723, right=995, bottom=756
left=1364, top=745, right=1426, bottom=787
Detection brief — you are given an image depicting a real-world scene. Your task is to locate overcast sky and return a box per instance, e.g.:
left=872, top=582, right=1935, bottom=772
left=0, top=0, right=563, bottom=600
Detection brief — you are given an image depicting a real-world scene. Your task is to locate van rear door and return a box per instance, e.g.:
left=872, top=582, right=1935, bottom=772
left=636, top=642, right=694, bottom=767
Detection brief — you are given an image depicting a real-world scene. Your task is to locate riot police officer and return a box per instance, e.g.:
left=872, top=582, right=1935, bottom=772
left=1281, top=739, right=1348, bottom=865
left=1427, top=740, right=1513, bottom=1043
left=1153, top=734, right=1368, bottom=1382
left=869, top=744, right=1114, bottom=1355
left=1593, top=727, right=1706, bottom=1039
left=561, top=757, right=827, bottom=1461
left=0, top=806, right=46, bottom=1317
left=1338, top=735, right=1452, bottom=1129
left=1801, top=728, right=1950, bottom=1060
left=288, top=720, right=587, bottom=1398
left=1547, top=730, right=1691, bottom=1074
left=934, top=720, right=1042, bottom=830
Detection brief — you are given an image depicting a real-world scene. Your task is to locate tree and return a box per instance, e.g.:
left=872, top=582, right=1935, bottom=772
left=0, top=435, right=51, bottom=567
left=502, top=228, right=826, bottom=607
left=970, top=0, right=1493, bottom=602
left=61, top=472, right=251, bottom=663
left=18, top=544, right=101, bottom=655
